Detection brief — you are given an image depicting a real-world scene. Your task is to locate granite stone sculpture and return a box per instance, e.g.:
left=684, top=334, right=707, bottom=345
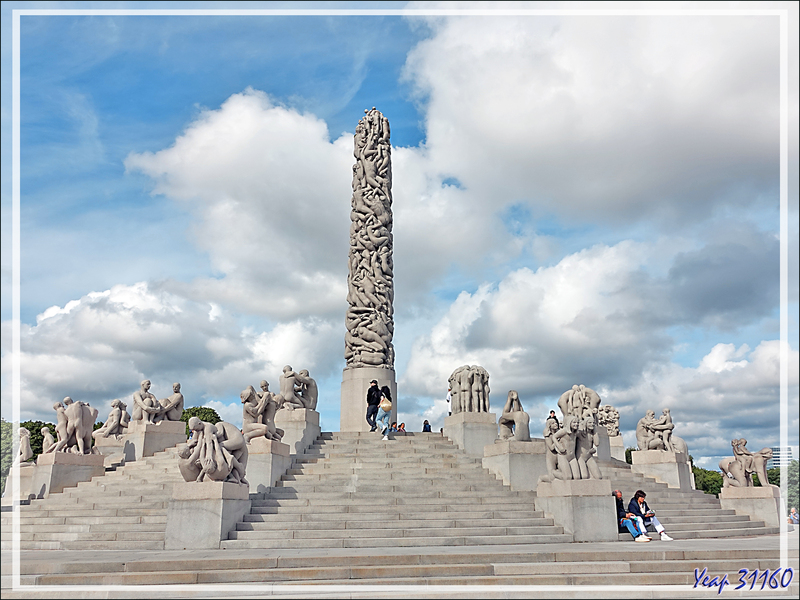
left=344, top=108, right=395, bottom=370
left=447, top=365, right=491, bottom=413
left=11, top=428, right=35, bottom=467
left=538, top=418, right=571, bottom=483
left=44, top=397, right=99, bottom=455
left=41, top=427, right=55, bottom=452
left=636, top=408, right=688, bottom=454
left=131, top=380, right=184, bottom=424
left=498, top=390, right=531, bottom=441
left=276, top=366, right=306, bottom=410
left=557, top=384, right=601, bottom=421
left=178, top=416, right=249, bottom=485
left=719, top=438, right=775, bottom=488
left=597, top=405, right=620, bottom=437
left=241, top=382, right=284, bottom=442
left=92, top=399, right=131, bottom=440
left=295, top=370, right=318, bottom=410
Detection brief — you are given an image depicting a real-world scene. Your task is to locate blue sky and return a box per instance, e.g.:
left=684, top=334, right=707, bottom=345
left=2, top=1, right=798, bottom=468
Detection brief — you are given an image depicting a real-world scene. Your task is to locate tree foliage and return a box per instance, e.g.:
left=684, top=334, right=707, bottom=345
left=787, top=460, right=799, bottom=513
left=693, top=465, right=724, bottom=497
left=751, top=467, right=781, bottom=488
left=625, top=447, right=635, bottom=464
left=1, top=418, right=14, bottom=495
left=179, top=406, right=220, bottom=436
left=20, top=420, right=58, bottom=458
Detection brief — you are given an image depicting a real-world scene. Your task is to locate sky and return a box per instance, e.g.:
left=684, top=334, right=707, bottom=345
left=1, top=1, right=798, bottom=469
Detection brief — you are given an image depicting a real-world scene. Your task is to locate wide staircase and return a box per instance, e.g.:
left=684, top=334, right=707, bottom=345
left=599, top=459, right=781, bottom=540
left=221, top=431, right=571, bottom=549
left=0, top=446, right=183, bottom=550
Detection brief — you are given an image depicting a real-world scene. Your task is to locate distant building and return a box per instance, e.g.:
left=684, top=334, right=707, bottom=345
left=767, top=446, right=796, bottom=469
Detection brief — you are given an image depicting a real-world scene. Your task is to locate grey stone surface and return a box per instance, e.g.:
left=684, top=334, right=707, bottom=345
left=178, top=418, right=248, bottom=485
left=535, top=479, right=616, bottom=542
left=340, top=366, right=396, bottom=432
left=165, top=481, right=251, bottom=550
left=631, top=449, right=693, bottom=490
left=498, top=390, right=530, bottom=441
left=636, top=408, right=688, bottom=455
left=609, top=434, right=625, bottom=461
left=444, top=411, right=497, bottom=457
left=597, top=405, right=620, bottom=437
left=274, top=408, right=321, bottom=456
left=719, top=485, right=784, bottom=528
left=482, top=439, right=547, bottom=491
left=448, top=365, right=491, bottom=413
left=246, top=437, right=292, bottom=493
left=719, top=438, right=776, bottom=489
left=28, top=452, right=105, bottom=498
left=344, top=108, right=394, bottom=371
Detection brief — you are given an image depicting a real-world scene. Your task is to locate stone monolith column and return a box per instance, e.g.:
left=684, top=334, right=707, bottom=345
left=340, top=108, right=397, bottom=432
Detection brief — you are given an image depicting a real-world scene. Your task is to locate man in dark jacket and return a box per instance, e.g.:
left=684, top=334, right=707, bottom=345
left=614, top=490, right=648, bottom=542
left=365, top=379, right=382, bottom=432
left=628, top=489, right=673, bottom=541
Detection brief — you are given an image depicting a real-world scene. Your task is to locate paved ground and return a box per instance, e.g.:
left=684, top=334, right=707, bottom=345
left=2, top=529, right=797, bottom=598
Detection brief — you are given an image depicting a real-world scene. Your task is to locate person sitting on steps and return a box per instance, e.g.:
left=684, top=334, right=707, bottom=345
left=614, top=489, right=649, bottom=542
left=628, top=489, right=673, bottom=541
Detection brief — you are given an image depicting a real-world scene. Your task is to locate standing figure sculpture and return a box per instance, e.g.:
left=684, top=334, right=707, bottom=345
left=498, top=390, right=531, bottom=442
left=448, top=365, right=491, bottom=413
left=344, top=108, right=395, bottom=370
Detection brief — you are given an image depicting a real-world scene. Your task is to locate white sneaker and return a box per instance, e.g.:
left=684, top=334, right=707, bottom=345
left=635, top=536, right=650, bottom=542
left=382, top=435, right=389, bottom=441
left=660, top=533, right=673, bottom=541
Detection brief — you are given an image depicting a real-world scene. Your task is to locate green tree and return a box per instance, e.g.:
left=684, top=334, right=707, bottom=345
left=1, top=418, right=14, bottom=495
left=693, top=465, right=724, bottom=497
left=751, top=467, right=781, bottom=487
left=179, top=406, right=221, bottom=436
left=625, top=447, right=635, bottom=464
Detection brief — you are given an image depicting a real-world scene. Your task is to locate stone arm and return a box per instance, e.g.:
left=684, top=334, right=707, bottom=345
left=133, top=393, right=161, bottom=414
left=160, top=393, right=184, bottom=412
left=552, top=429, right=570, bottom=454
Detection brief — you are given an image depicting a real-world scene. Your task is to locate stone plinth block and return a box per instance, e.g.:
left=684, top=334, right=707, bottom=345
left=631, top=450, right=692, bottom=490
left=535, top=479, right=615, bottom=542
left=340, top=367, right=396, bottom=432
left=275, top=408, right=321, bottom=456
left=93, top=436, right=137, bottom=463
left=444, top=412, right=497, bottom=458
left=595, top=428, right=611, bottom=461
left=122, top=420, right=187, bottom=460
left=482, top=439, right=547, bottom=491
left=720, top=486, right=784, bottom=529
left=609, top=435, right=625, bottom=462
left=247, top=437, right=292, bottom=494
left=165, top=481, right=251, bottom=550
left=29, top=452, right=105, bottom=499
left=1, top=464, right=36, bottom=505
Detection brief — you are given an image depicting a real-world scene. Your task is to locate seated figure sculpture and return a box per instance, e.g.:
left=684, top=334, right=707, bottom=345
left=92, top=399, right=131, bottom=440
left=155, top=383, right=184, bottom=423
left=241, top=382, right=284, bottom=442
left=719, top=438, right=775, bottom=488
left=295, top=370, right=318, bottom=410
left=539, top=403, right=603, bottom=482
left=538, top=418, right=571, bottom=483
left=636, top=408, right=689, bottom=455
left=498, top=390, right=531, bottom=442
left=178, top=416, right=249, bottom=485
left=41, top=427, right=55, bottom=452
left=11, top=428, right=35, bottom=467
left=131, top=380, right=161, bottom=424
left=276, top=366, right=305, bottom=410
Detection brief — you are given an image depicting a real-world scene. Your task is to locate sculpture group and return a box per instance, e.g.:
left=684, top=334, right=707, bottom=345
left=131, top=380, right=184, bottom=424
left=178, top=416, right=249, bottom=485
left=636, top=408, right=688, bottom=455
left=719, top=438, right=775, bottom=488
left=540, top=385, right=604, bottom=482
left=344, top=108, right=395, bottom=370
left=44, top=397, right=100, bottom=455
left=448, top=365, right=491, bottom=413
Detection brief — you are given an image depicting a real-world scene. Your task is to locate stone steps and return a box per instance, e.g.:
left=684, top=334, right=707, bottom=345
left=0, top=444, right=185, bottom=551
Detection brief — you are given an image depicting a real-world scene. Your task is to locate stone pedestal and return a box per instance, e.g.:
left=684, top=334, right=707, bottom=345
left=535, top=479, right=616, bottom=542
left=165, top=481, right=251, bottom=550
left=609, top=435, right=625, bottom=461
left=247, top=437, right=292, bottom=494
left=631, top=450, right=692, bottom=490
left=29, top=452, right=105, bottom=499
left=93, top=435, right=137, bottom=463
left=122, top=420, right=187, bottom=460
left=482, top=439, right=547, bottom=491
left=444, top=412, right=497, bottom=458
left=595, top=428, right=611, bottom=461
left=1, top=464, right=36, bottom=505
left=340, top=367, right=396, bottom=432
left=275, top=408, right=321, bottom=456
left=719, top=486, right=783, bottom=529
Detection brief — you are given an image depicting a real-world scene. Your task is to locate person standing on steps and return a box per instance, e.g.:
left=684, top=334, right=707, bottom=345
left=422, top=420, right=432, bottom=432
left=376, top=385, right=393, bottom=439
left=628, top=489, right=673, bottom=541
left=614, top=490, right=649, bottom=542
left=365, top=379, right=382, bottom=432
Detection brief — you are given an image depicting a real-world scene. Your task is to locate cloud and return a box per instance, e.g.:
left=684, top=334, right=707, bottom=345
left=1, top=281, right=342, bottom=424
left=401, top=13, right=782, bottom=227
left=125, top=89, right=354, bottom=320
